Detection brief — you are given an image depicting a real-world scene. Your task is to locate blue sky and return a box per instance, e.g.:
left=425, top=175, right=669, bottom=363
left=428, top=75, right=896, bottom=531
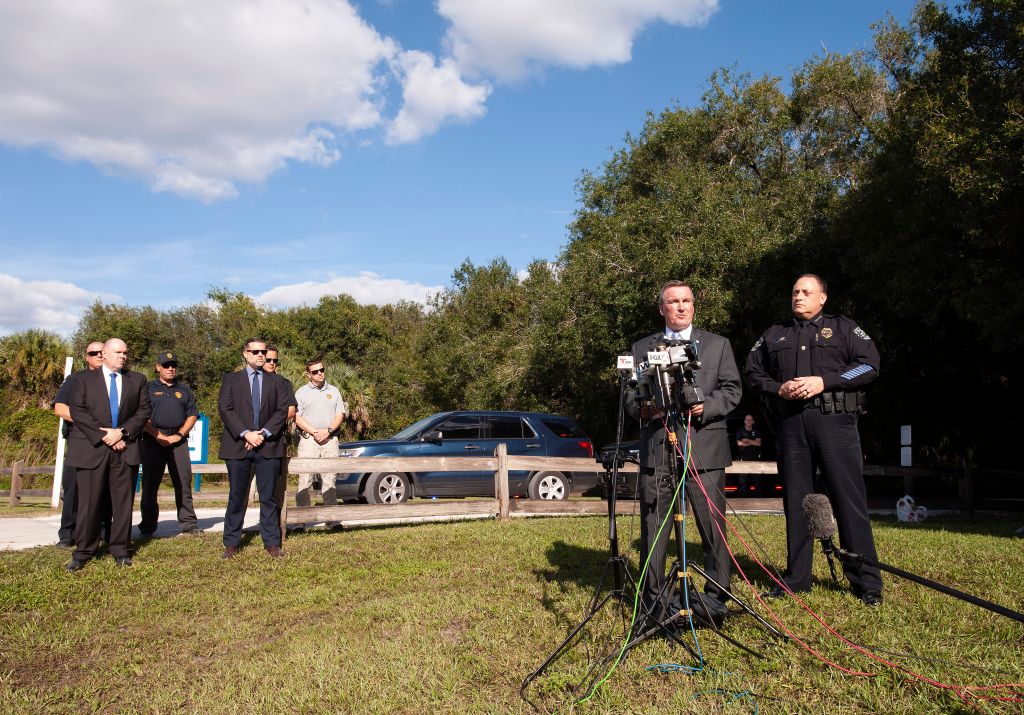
left=0, top=0, right=916, bottom=335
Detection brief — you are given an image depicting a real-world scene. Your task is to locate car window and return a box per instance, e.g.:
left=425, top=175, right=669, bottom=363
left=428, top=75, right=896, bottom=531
left=487, top=415, right=536, bottom=439
left=435, top=414, right=480, bottom=440
left=540, top=417, right=585, bottom=438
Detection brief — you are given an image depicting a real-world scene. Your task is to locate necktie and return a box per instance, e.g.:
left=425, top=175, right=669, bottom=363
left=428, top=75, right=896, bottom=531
left=109, top=372, right=119, bottom=427
left=251, top=371, right=261, bottom=430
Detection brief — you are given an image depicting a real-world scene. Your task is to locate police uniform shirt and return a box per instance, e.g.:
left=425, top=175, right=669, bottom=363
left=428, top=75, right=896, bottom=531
left=294, top=382, right=345, bottom=430
left=736, top=426, right=761, bottom=459
left=746, top=312, right=881, bottom=396
left=147, top=379, right=199, bottom=431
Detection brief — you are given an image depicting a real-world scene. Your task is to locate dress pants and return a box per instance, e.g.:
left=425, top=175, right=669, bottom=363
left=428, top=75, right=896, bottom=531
left=638, top=467, right=731, bottom=620
left=74, top=450, right=135, bottom=561
left=224, top=452, right=281, bottom=548
left=139, top=436, right=198, bottom=534
left=58, top=463, right=112, bottom=544
left=777, top=407, right=883, bottom=595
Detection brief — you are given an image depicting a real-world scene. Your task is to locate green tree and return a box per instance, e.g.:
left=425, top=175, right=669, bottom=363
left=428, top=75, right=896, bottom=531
left=0, top=330, right=70, bottom=408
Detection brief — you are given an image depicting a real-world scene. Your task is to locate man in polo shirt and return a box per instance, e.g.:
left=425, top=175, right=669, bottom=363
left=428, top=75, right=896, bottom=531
left=138, top=351, right=200, bottom=537
left=293, top=356, right=346, bottom=527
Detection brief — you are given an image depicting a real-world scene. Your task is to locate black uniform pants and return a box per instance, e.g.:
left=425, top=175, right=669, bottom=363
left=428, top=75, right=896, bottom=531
left=638, top=466, right=730, bottom=620
left=777, top=408, right=883, bottom=594
left=139, top=435, right=197, bottom=534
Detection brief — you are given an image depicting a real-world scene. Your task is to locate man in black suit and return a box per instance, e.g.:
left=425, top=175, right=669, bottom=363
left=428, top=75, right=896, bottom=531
left=65, top=338, right=151, bottom=571
left=627, top=280, right=742, bottom=624
left=218, top=337, right=292, bottom=558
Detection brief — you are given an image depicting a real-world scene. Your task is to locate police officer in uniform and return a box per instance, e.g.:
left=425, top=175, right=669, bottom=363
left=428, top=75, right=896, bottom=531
left=746, top=274, right=883, bottom=605
left=138, top=351, right=199, bottom=536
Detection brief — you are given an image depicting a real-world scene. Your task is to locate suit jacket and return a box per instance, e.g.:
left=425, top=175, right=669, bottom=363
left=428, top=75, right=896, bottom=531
left=67, top=368, right=152, bottom=468
left=218, top=369, right=292, bottom=459
left=628, top=328, right=742, bottom=471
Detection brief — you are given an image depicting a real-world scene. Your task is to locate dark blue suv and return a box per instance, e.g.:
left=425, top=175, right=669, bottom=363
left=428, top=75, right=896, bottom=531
left=334, top=411, right=598, bottom=504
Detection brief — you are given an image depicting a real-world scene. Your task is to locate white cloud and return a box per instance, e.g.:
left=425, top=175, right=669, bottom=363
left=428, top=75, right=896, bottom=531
left=438, top=0, right=719, bottom=80
left=256, top=272, right=442, bottom=308
left=0, top=1, right=721, bottom=202
left=0, top=0, right=395, bottom=202
left=387, top=51, right=490, bottom=145
left=0, top=273, right=119, bottom=336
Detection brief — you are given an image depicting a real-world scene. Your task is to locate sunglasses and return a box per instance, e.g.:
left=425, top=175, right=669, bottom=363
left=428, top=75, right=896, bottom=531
left=247, top=349, right=268, bottom=355
left=160, top=363, right=179, bottom=369
left=86, top=350, right=103, bottom=357
left=308, top=368, right=325, bottom=375
left=265, top=358, right=279, bottom=364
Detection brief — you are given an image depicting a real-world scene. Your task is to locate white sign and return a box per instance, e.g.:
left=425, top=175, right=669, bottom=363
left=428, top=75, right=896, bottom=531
left=617, top=355, right=634, bottom=370
left=647, top=351, right=670, bottom=366
left=900, top=446, right=912, bottom=467
left=900, top=425, right=912, bottom=446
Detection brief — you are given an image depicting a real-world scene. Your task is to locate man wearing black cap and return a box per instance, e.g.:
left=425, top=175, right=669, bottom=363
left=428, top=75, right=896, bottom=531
left=138, top=351, right=200, bottom=537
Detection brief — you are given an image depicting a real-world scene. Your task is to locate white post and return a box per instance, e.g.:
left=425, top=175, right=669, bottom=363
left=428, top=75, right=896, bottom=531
left=50, top=356, right=74, bottom=509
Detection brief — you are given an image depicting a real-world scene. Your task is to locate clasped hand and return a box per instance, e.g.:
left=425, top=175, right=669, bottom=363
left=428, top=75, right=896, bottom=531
left=779, top=376, right=824, bottom=400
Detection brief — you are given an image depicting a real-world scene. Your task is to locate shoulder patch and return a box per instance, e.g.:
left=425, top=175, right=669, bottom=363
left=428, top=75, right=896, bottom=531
left=853, top=326, right=871, bottom=340
left=750, top=337, right=763, bottom=352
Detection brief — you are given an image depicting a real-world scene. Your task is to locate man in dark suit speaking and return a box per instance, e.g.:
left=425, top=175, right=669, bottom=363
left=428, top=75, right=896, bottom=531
left=218, top=337, right=292, bottom=558
left=627, top=280, right=742, bottom=625
left=66, top=338, right=151, bottom=571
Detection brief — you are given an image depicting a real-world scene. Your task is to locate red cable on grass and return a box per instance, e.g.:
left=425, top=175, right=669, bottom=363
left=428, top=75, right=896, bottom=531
left=675, top=434, right=1024, bottom=703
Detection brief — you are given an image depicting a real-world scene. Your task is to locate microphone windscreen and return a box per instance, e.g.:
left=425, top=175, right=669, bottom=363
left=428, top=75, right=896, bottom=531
left=802, top=493, right=837, bottom=539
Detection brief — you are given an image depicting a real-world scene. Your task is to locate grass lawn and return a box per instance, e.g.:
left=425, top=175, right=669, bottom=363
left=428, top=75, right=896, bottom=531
left=1, top=512, right=1022, bottom=713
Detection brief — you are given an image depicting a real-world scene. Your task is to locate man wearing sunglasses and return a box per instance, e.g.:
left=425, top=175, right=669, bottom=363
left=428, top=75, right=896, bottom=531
left=52, top=341, right=110, bottom=547
left=262, top=345, right=297, bottom=421
left=138, top=351, right=199, bottom=538
left=218, top=337, right=293, bottom=558
left=293, top=356, right=346, bottom=528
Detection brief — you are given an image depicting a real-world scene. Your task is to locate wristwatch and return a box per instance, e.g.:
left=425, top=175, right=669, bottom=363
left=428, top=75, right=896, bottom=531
left=175, top=431, right=186, bottom=438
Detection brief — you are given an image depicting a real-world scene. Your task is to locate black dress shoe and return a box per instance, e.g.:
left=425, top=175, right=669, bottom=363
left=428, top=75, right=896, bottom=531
left=114, top=556, right=133, bottom=567
left=66, top=559, right=87, bottom=572
left=265, top=545, right=285, bottom=558
left=860, top=590, right=883, bottom=606
left=222, top=545, right=240, bottom=559
left=761, top=585, right=789, bottom=600
left=55, top=540, right=74, bottom=549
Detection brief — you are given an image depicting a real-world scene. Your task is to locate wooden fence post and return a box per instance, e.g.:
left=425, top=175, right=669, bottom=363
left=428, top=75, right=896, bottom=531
left=495, top=443, right=510, bottom=522
left=9, top=460, right=23, bottom=507
left=279, top=456, right=290, bottom=542
left=959, top=456, right=975, bottom=516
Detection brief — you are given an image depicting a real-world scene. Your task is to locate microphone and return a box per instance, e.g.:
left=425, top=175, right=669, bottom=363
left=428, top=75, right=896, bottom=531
left=802, top=493, right=839, bottom=581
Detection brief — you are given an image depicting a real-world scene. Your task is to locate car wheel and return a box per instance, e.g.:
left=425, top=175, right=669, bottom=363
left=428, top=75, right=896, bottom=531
left=528, top=471, right=569, bottom=500
left=364, top=472, right=410, bottom=504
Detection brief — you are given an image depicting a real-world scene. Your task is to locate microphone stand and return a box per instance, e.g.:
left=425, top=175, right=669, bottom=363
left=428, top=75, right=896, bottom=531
left=830, top=541, right=1024, bottom=625
left=520, top=366, right=638, bottom=700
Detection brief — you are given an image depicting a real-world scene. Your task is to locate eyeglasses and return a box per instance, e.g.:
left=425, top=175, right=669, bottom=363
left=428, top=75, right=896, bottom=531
left=308, top=368, right=325, bottom=375
left=247, top=349, right=268, bottom=355
left=265, top=358, right=279, bottom=364
left=86, top=350, right=103, bottom=357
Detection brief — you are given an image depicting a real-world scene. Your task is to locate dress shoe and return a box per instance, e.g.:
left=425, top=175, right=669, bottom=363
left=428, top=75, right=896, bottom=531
left=761, top=584, right=808, bottom=600
left=114, top=556, right=133, bottom=567
left=222, top=545, right=240, bottom=559
left=66, top=559, right=87, bottom=572
left=859, top=590, right=883, bottom=607
left=55, top=540, right=74, bottom=549
left=265, top=545, right=285, bottom=558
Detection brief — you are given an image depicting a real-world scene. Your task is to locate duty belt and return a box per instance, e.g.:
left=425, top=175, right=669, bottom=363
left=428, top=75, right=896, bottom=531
left=812, top=391, right=866, bottom=415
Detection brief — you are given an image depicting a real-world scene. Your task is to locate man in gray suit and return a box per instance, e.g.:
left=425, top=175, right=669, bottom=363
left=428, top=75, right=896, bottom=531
left=627, top=280, right=741, bottom=624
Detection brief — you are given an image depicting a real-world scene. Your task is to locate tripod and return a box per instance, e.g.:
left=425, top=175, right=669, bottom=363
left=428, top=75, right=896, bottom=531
left=621, top=414, right=783, bottom=659
left=520, top=369, right=639, bottom=698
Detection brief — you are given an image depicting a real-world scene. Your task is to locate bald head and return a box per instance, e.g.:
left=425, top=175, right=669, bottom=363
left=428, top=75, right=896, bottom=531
left=103, top=338, right=129, bottom=372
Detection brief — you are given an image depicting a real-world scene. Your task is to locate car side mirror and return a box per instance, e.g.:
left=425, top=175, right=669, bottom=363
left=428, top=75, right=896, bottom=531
left=422, top=429, right=443, bottom=443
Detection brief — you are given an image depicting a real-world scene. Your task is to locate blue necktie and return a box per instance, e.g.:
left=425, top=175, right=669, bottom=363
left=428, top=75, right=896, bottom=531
left=109, top=372, right=119, bottom=427
left=251, top=371, right=261, bottom=430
